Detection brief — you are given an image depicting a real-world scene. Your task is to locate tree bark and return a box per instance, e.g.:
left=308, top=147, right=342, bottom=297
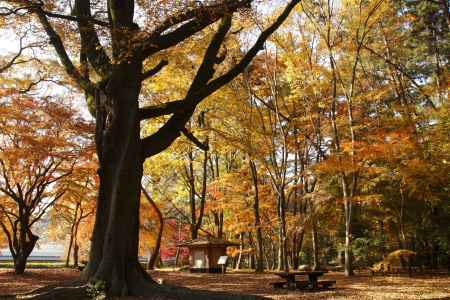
left=82, top=61, right=153, bottom=296
left=13, top=236, right=38, bottom=274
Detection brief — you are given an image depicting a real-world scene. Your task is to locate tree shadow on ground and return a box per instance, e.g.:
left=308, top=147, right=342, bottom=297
left=4, top=281, right=268, bottom=300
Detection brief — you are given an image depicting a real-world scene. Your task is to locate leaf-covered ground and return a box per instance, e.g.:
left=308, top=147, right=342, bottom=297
left=1, top=268, right=449, bottom=299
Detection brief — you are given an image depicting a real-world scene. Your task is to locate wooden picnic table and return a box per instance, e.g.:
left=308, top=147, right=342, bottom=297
left=273, top=270, right=331, bottom=290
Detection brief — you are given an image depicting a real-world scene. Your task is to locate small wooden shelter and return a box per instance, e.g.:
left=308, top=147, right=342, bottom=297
left=178, top=237, right=239, bottom=273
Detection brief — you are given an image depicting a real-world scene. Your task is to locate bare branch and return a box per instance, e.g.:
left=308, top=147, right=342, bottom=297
left=0, top=32, right=40, bottom=73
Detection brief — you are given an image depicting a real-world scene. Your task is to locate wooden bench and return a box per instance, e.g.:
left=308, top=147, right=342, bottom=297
left=318, top=280, right=336, bottom=288
left=295, top=280, right=310, bottom=289
left=270, top=281, right=286, bottom=289
left=271, top=280, right=309, bottom=290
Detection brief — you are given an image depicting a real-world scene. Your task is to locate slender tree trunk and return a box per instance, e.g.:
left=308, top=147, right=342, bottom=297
left=249, top=160, right=264, bottom=272
left=379, top=220, right=386, bottom=258
left=342, top=178, right=354, bottom=276
left=66, top=231, right=75, bottom=267
left=235, top=232, right=244, bottom=270
left=248, top=232, right=256, bottom=269
left=270, top=240, right=276, bottom=270
left=292, top=230, right=304, bottom=269
left=142, top=187, right=164, bottom=270
left=72, top=218, right=81, bottom=268
left=73, top=242, right=79, bottom=268
left=399, top=186, right=407, bottom=248
left=187, top=149, right=197, bottom=240
left=311, top=219, right=320, bottom=271
left=187, top=147, right=208, bottom=240
left=66, top=204, right=80, bottom=267
left=174, top=247, right=180, bottom=267
left=277, top=192, right=288, bottom=271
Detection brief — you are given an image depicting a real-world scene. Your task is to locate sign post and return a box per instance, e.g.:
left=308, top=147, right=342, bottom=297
left=217, top=256, right=228, bottom=274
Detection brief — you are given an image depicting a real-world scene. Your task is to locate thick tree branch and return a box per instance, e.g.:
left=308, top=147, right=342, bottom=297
left=140, top=0, right=251, bottom=58
left=181, top=128, right=209, bottom=151
left=33, top=6, right=95, bottom=93
left=204, top=0, right=301, bottom=95
left=139, top=99, right=185, bottom=120
left=141, top=0, right=300, bottom=159
left=141, top=15, right=233, bottom=158
left=152, top=0, right=250, bottom=35
left=73, top=0, right=111, bottom=78
left=140, top=59, right=168, bottom=81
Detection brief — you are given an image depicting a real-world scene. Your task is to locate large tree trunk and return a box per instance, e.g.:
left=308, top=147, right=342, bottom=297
left=82, top=63, right=154, bottom=296
left=13, top=220, right=38, bottom=275
left=13, top=238, right=38, bottom=274
left=14, top=253, right=28, bottom=275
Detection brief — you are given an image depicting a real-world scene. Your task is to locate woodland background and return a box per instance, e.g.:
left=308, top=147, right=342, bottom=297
left=0, top=0, right=449, bottom=284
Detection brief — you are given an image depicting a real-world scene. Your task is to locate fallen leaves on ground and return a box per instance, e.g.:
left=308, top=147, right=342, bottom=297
left=1, top=268, right=449, bottom=299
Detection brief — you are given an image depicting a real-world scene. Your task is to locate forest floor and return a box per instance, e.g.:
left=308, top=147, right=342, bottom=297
left=1, top=268, right=450, bottom=299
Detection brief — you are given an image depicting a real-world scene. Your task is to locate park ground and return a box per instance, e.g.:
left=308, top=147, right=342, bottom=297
left=1, top=268, right=450, bottom=299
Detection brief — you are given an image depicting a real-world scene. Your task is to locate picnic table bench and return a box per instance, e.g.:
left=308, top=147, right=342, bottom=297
left=271, top=271, right=335, bottom=290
